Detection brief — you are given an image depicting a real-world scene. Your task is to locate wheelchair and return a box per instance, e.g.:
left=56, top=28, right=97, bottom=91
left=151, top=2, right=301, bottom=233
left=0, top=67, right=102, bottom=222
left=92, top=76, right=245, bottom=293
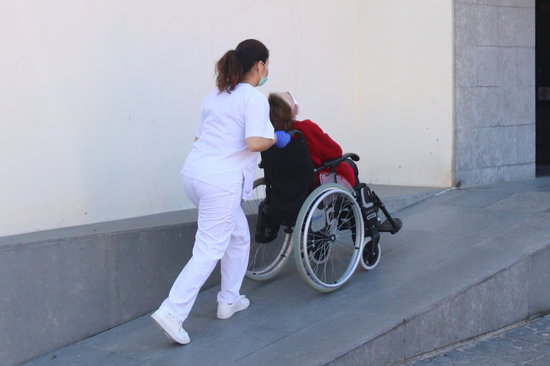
left=241, top=130, right=402, bottom=293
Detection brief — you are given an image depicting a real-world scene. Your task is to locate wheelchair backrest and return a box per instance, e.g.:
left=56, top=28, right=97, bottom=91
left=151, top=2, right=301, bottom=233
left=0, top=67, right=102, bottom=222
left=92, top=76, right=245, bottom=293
left=260, top=130, right=315, bottom=226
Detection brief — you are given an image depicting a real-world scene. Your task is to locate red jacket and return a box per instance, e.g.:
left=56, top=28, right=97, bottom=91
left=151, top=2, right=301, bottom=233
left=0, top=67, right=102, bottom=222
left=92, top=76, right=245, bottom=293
left=291, top=119, right=356, bottom=187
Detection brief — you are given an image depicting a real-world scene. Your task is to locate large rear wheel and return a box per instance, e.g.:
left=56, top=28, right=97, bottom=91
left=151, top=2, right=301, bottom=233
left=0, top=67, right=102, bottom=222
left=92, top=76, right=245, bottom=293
left=293, top=184, right=363, bottom=292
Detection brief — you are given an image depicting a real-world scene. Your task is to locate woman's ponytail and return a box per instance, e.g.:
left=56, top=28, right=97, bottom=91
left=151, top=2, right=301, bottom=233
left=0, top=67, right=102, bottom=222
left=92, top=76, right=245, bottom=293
left=216, top=50, right=243, bottom=93
left=215, top=39, right=269, bottom=94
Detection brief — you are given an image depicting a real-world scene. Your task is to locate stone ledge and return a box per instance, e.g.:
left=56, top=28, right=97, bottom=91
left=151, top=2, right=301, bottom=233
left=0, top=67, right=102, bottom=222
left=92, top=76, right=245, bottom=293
left=328, top=246, right=550, bottom=366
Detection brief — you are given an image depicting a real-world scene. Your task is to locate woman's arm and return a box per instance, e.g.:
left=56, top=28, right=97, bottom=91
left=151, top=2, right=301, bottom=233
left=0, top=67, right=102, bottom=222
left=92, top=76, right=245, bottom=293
left=244, top=93, right=276, bottom=152
left=246, top=136, right=276, bottom=152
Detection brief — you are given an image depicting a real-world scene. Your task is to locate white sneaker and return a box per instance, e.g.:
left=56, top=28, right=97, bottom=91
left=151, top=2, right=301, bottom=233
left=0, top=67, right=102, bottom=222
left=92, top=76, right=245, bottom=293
left=151, top=308, right=190, bottom=345
left=217, top=295, right=250, bottom=320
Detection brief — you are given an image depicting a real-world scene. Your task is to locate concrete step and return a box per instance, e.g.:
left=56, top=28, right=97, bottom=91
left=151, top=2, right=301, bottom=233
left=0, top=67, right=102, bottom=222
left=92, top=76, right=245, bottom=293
left=21, top=178, right=550, bottom=366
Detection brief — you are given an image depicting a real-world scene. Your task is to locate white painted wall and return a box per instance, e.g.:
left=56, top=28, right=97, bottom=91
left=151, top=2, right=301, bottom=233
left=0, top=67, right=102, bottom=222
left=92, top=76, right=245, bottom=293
left=355, top=0, right=454, bottom=186
left=0, top=0, right=453, bottom=236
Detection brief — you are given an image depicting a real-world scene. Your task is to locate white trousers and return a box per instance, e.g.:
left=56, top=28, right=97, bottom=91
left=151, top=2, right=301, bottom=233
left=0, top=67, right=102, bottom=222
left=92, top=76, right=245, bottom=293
left=160, top=176, right=250, bottom=322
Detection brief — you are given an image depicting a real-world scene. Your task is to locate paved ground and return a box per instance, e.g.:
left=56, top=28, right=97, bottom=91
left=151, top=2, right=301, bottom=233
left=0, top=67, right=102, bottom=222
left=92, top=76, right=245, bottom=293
left=406, top=315, right=550, bottom=366
left=21, top=177, right=550, bottom=366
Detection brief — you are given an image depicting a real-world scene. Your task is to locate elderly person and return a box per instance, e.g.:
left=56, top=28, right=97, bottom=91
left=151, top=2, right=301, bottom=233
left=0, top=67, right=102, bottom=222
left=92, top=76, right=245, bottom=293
left=268, top=92, right=356, bottom=187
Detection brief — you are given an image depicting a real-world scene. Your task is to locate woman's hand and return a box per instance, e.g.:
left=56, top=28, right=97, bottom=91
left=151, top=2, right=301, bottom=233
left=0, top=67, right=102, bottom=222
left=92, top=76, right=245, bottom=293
left=274, top=131, right=291, bottom=148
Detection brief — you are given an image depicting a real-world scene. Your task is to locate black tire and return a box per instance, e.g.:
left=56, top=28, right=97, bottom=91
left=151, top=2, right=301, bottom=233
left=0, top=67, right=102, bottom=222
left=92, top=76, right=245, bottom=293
left=360, top=236, right=381, bottom=271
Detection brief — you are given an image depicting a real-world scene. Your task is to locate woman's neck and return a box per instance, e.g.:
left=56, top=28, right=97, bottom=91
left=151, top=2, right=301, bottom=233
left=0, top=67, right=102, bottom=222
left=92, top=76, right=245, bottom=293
left=241, top=71, right=258, bottom=87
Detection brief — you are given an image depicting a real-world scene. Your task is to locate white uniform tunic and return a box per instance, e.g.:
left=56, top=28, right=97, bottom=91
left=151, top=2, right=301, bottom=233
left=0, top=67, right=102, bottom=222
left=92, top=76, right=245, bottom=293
left=181, top=83, right=274, bottom=198
left=160, top=83, right=274, bottom=323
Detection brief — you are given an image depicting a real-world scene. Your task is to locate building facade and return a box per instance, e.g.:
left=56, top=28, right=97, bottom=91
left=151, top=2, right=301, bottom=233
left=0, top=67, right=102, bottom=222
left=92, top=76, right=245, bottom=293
left=455, top=0, right=536, bottom=186
left=0, top=0, right=542, bottom=236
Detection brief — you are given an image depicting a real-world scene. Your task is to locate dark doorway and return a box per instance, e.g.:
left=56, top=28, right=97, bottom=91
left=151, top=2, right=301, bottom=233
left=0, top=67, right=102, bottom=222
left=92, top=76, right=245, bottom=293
left=536, top=0, right=550, bottom=176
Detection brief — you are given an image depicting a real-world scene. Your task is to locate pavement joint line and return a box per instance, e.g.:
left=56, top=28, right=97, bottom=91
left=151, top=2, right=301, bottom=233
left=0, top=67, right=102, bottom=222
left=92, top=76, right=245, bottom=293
left=433, top=187, right=456, bottom=197
left=77, top=342, right=151, bottom=362
left=526, top=352, right=550, bottom=364
left=47, top=343, right=152, bottom=364
left=76, top=318, right=179, bottom=364
left=233, top=320, right=323, bottom=363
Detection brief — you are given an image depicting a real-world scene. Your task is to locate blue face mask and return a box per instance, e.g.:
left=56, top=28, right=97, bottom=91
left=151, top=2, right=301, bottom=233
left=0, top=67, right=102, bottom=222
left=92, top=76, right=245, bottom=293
left=258, top=61, right=269, bottom=87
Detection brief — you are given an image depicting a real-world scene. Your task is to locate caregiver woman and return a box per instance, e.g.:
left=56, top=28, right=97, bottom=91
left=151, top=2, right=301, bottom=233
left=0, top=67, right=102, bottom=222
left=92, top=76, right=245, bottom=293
left=151, top=39, right=287, bottom=345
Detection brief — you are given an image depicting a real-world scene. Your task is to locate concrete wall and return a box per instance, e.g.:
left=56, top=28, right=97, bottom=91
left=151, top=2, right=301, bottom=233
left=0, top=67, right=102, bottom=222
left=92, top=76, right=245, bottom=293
left=0, top=0, right=454, bottom=237
left=0, top=212, right=204, bottom=366
left=454, top=0, right=536, bottom=186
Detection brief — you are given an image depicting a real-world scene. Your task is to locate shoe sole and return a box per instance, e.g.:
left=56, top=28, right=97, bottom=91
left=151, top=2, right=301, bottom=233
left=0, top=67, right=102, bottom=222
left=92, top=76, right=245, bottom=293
left=151, top=312, right=190, bottom=345
left=217, top=301, right=250, bottom=320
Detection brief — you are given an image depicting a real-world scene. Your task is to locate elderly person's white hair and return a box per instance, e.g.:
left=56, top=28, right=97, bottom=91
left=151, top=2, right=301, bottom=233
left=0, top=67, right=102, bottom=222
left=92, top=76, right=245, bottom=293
left=274, top=91, right=300, bottom=118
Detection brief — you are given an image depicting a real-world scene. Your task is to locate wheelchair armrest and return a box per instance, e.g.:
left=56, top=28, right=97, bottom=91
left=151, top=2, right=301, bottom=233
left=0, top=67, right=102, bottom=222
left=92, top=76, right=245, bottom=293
left=287, top=129, right=304, bottom=140
left=315, top=153, right=360, bottom=173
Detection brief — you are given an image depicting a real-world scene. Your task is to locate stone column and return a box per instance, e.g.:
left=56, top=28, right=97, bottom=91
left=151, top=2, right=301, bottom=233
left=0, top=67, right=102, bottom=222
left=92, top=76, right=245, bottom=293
left=454, top=0, right=535, bottom=186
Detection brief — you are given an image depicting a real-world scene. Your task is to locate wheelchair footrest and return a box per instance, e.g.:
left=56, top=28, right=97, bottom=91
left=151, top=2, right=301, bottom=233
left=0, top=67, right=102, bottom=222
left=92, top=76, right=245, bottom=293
left=379, top=217, right=403, bottom=234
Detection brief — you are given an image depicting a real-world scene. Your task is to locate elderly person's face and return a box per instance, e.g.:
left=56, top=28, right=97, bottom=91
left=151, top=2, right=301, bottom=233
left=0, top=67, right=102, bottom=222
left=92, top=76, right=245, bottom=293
left=276, top=91, right=300, bottom=119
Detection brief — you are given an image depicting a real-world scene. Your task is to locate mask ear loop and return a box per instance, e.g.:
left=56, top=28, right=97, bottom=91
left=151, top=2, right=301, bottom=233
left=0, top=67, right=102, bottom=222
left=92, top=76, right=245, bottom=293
left=260, top=61, right=268, bottom=76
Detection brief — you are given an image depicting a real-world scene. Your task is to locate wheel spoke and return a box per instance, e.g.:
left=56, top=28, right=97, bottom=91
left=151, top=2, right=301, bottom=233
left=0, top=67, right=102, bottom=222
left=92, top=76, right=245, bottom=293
left=296, top=186, right=363, bottom=290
